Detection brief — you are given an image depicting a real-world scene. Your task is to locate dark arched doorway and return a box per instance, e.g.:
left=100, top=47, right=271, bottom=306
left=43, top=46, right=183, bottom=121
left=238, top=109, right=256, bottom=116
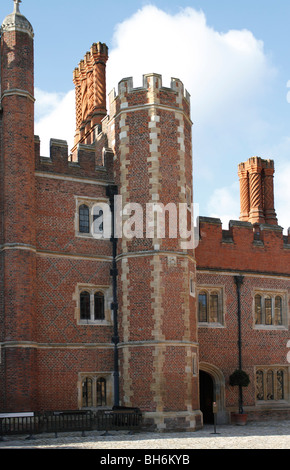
left=199, top=370, right=214, bottom=424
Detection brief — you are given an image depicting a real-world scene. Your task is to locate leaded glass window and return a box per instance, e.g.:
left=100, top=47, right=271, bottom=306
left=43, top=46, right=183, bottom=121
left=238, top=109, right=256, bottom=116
left=198, top=293, right=207, bottom=322
left=209, top=292, right=218, bottom=322
left=277, top=370, right=284, bottom=400
left=254, top=292, right=286, bottom=327
left=79, top=204, right=90, bottom=233
left=94, top=292, right=105, bottom=320
left=275, top=296, right=283, bottom=326
left=255, top=295, right=262, bottom=324
left=97, top=378, right=107, bottom=406
left=256, top=367, right=287, bottom=402
left=80, top=291, right=90, bottom=320
left=256, top=370, right=264, bottom=400
left=266, top=370, right=274, bottom=400
left=265, top=296, right=272, bottom=325
left=198, top=288, right=223, bottom=325
left=81, top=376, right=108, bottom=408
left=79, top=289, right=107, bottom=323
left=82, top=377, right=93, bottom=407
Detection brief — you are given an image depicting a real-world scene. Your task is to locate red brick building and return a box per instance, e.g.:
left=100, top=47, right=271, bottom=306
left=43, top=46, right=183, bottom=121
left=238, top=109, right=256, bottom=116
left=0, top=2, right=289, bottom=431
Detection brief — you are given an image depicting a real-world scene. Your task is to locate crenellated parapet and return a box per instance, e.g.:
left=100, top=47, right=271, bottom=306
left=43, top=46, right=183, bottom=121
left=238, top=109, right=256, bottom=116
left=108, top=73, right=191, bottom=123
left=196, top=217, right=290, bottom=275
left=34, top=135, right=114, bottom=181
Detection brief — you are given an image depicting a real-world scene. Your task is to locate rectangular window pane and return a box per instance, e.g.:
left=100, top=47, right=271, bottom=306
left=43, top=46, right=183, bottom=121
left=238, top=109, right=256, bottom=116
left=209, top=294, right=218, bottom=322
left=255, top=295, right=262, bottom=324
left=266, top=371, right=274, bottom=400
left=274, top=297, right=282, bottom=326
left=277, top=371, right=284, bottom=400
left=265, top=298, right=272, bottom=325
left=198, top=294, right=207, bottom=322
left=256, top=370, right=264, bottom=400
left=79, top=205, right=90, bottom=233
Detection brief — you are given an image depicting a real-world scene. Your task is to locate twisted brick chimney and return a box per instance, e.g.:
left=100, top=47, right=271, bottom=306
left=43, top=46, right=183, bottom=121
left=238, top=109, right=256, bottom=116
left=238, top=157, right=278, bottom=225
left=72, top=42, right=108, bottom=149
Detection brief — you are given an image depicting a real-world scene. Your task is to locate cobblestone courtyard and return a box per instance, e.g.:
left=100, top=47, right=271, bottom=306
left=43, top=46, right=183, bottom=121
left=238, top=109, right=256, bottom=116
left=1, top=420, right=290, bottom=450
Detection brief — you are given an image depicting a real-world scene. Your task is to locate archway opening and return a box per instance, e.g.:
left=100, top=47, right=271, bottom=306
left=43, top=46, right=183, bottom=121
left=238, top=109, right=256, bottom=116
left=199, top=370, right=214, bottom=424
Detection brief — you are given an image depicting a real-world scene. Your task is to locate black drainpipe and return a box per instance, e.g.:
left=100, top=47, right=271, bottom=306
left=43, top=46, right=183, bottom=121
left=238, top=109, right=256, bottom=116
left=234, top=274, right=244, bottom=414
left=106, top=185, right=119, bottom=408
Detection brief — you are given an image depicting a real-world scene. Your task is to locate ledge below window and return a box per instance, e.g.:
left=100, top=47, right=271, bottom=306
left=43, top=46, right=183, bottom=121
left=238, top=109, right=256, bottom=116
left=79, top=320, right=112, bottom=326
left=198, top=322, right=225, bottom=328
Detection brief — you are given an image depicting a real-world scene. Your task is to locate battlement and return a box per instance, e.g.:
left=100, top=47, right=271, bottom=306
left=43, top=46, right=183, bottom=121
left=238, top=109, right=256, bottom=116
left=34, top=135, right=114, bottom=181
left=196, top=216, right=290, bottom=275
left=108, top=73, right=191, bottom=118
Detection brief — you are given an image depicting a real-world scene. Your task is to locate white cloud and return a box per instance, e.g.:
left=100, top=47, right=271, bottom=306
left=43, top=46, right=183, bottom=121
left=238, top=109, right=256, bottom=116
left=105, top=5, right=277, bottom=225
left=207, top=182, right=240, bottom=228
left=275, top=159, right=290, bottom=232
left=34, top=5, right=284, bottom=228
left=207, top=163, right=290, bottom=233
left=35, top=88, right=75, bottom=156
left=107, top=5, right=275, bottom=125
left=35, top=5, right=275, bottom=157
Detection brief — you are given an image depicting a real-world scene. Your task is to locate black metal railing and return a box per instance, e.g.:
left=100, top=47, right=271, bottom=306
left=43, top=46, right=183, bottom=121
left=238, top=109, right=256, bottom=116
left=44, top=410, right=93, bottom=437
left=0, top=413, right=43, bottom=439
left=0, top=408, right=142, bottom=439
left=95, top=407, right=142, bottom=431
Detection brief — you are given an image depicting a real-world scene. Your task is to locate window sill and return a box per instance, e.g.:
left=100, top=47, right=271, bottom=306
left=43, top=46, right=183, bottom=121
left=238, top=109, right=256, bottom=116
left=198, top=322, right=224, bottom=328
left=76, top=232, right=109, bottom=240
left=253, top=324, right=287, bottom=331
left=79, top=320, right=112, bottom=326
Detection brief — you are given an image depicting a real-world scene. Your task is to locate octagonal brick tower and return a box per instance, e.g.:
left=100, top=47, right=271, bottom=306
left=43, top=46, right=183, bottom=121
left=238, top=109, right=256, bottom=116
left=106, top=74, right=201, bottom=431
left=0, top=1, right=36, bottom=411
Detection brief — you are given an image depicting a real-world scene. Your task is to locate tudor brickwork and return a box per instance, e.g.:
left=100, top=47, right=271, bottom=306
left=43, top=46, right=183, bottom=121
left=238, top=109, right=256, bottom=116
left=0, top=2, right=289, bottom=428
left=0, top=7, right=37, bottom=411
left=195, top=216, right=290, bottom=421
left=106, top=74, right=199, bottom=430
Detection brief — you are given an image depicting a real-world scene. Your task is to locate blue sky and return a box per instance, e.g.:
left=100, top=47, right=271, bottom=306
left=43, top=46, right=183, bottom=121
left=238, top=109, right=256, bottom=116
left=2, top=1, right=290, bottom=231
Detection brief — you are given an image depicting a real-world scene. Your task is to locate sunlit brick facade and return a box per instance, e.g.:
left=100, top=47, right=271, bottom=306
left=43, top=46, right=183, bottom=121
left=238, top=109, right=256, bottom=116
left=0, top=2, right=289, bottom=430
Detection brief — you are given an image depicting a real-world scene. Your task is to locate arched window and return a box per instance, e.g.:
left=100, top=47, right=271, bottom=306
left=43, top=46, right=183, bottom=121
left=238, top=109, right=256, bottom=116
left=94, top=292, right=105, bottom=320
left=256, top=367, right=287, bottom=402
left=265, top=296, right=272, bottom=325
left=198, top=292, right=207, bottom=322
left=198, top=288, right=223, bottom=324
left=255, top=294, right=262, bottom=324
left=266, top=370, right=274, bottom=400
left=209, top=292, right=219, bottom=323
left=79, top=204, right=90, bottom=233
left=82, top=377, right=93, bottom=407
left=254, top=292, right=286, bottom=327
left=80, top=291, right=90, bottom=320
left=97, top=377, right=107, bottom=406
left=277, top=370, right=284, bottom=400
left=275, top=296, right=282, bottom=326
left=256, top=370, right=264, bottom=400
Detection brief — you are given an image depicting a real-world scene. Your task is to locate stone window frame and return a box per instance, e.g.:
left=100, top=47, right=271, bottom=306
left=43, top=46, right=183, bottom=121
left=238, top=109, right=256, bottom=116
left=255, top=365, right=289, bottom=406
left=74, top=283, right=113, bottom=326
left=253, top=289, right=288, bottom=330
left=197, top=286, right=224, bottom=327
left=78, top=372, right=113, bottom=409
left=75, top=196, right=108, bottom=239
